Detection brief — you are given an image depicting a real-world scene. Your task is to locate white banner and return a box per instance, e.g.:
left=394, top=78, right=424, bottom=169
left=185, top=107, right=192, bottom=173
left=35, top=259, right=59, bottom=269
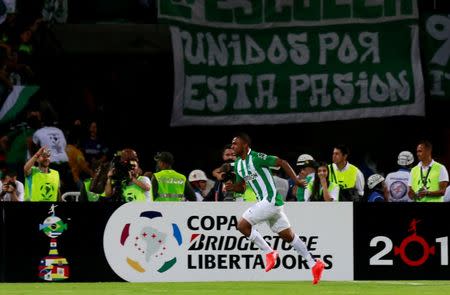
left=103, top=202, right=353, bottom=282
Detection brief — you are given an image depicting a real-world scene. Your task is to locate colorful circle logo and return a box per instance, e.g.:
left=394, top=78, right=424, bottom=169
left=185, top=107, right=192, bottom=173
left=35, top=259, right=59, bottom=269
left=103, top=203, right=183, bottom=282
left=389, top=181, right=408, bottom=200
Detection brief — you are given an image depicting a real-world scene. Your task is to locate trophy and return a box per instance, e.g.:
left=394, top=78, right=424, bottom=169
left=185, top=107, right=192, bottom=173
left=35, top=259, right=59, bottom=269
left=38, top=204, right=70, bottom=281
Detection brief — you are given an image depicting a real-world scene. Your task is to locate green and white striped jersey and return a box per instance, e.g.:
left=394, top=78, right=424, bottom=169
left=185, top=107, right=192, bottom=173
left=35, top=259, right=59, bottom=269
left=234, top=149, right=284, bottom=206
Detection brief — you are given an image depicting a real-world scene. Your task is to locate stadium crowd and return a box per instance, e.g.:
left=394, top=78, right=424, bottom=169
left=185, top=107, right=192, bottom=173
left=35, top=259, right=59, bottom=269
left=1, top=119, right=450, bottom=203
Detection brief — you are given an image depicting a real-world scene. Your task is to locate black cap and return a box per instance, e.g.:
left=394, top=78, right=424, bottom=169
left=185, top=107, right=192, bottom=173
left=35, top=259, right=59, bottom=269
left=154, top=151, right=174, bottom=165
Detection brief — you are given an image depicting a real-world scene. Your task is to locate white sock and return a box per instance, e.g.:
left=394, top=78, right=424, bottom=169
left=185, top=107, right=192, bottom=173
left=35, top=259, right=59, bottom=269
left=249, top=229, right=273, bottom=254
left=291, top=234, right=315, bottom=268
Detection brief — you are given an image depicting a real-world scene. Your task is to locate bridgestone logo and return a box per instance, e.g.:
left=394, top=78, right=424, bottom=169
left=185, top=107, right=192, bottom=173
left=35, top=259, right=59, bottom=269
left=186, top=215, right=333, bottom=270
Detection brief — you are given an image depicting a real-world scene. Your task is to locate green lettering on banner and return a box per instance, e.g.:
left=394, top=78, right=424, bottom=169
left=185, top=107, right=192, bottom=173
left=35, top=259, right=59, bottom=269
left=158, top=0, right=417, bottom=25
left=159, top=0, right=424, bottom=126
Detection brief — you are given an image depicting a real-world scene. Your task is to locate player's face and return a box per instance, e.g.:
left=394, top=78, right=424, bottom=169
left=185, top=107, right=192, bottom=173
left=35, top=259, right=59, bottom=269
left=231, top=137, right=244, bottom=157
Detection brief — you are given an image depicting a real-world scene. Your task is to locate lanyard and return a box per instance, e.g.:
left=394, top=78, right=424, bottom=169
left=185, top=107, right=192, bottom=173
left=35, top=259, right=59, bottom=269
left=420, top=164, right=432, bottom=188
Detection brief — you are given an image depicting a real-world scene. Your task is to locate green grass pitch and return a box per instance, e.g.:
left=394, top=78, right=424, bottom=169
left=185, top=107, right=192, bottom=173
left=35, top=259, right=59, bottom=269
left=2, top=281, right=450, bottom=295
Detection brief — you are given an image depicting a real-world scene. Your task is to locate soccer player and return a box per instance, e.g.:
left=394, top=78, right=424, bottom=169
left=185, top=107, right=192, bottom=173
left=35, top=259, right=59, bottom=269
left=225, top=133, right=325, bottom=284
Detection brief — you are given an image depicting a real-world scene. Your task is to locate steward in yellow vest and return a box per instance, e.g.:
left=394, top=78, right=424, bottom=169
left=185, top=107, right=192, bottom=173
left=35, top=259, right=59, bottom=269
left=152, top=151, right=195, bottom=201
left=408, top=141, right=449, bottom=202
left=328, top=144, right=365, bottom=202
left=24, top=147, right=60, bottom=202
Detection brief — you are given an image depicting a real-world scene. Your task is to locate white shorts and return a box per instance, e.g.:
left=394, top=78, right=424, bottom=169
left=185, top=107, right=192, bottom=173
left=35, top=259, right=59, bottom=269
left=242, top=199, right=291, bottom=233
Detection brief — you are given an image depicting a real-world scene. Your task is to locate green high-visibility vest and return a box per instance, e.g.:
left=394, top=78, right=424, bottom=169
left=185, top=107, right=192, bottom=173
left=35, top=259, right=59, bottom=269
left=25, top=167, right=60, bottom=202
left=328, top=164, right=358, bottom=189
left=154, top=170, right=186, bottom=201
left=411, top=162, right=446, bottom=202
left=122, top=176, right=147, bottom=202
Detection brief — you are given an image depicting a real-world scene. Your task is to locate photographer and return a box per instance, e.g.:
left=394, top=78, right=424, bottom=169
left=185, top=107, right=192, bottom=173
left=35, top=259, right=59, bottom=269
left=104, top=149, right=151, bottom=202
left=0, top=170, right=24, bottom=202
left=205, top=144, right=256, bottom=202
left=212, top=144, right=236, bottom=181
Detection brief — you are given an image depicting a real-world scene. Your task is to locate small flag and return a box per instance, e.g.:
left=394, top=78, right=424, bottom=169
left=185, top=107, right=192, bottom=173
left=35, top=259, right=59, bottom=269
left=0, top=85, right=39, bottom=124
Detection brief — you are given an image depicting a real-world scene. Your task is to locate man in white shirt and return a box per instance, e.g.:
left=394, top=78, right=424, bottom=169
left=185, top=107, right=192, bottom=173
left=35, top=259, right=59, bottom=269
left=385, top=151, right=414, bottom=202
left=32, top=116, right=74, bottom=192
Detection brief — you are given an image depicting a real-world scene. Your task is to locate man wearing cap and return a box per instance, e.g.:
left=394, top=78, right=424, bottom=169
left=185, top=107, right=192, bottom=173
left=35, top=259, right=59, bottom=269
left=23, top=146, right=60, bottom=201
left=295, top=154, right=316, bottom=202
left=366, top=174, right=386, bottom=202
left=152, top=152, right=196, bottom=201
left=188, top=169, right=209, bottom=201
left=385, top=151, right=414, bottom=202
left=408, top=140, right=449, bottom=202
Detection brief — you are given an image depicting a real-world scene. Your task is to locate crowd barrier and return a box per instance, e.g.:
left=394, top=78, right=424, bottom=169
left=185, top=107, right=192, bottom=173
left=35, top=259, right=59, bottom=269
left=0, top=202, right=448, bottom=282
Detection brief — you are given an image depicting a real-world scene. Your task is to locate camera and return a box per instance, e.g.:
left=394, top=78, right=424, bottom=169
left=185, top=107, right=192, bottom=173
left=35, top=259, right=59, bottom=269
left=1, top=181, right=16, bottom=195
left=219, top=160, right=235, bottom=182
left=88, top=153, right=134, bottom=202
left=110, top=154, right=133, bottom=183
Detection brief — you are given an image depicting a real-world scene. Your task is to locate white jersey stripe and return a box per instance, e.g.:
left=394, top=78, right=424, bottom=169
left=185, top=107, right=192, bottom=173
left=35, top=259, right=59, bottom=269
left=262, top=166, right=277, bottom=204
left=241, top=156, right=248, bottom=178
left=248, top=155, right=269, bottom=201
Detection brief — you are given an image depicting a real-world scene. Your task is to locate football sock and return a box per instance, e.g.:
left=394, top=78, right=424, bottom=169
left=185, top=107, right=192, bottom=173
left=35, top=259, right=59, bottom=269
left=291, top=234, right=315, bottom=268
left=249, top=229, right=273, bottom=254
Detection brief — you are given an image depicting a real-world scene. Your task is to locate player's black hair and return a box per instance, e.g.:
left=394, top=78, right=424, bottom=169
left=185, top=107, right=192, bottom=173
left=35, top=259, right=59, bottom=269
left=235, top=133, right=252, bottom=146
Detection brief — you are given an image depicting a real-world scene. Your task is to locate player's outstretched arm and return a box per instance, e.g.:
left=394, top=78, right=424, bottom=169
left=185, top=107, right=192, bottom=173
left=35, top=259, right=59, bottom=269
left=276, top=157, right=303, bottom=187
